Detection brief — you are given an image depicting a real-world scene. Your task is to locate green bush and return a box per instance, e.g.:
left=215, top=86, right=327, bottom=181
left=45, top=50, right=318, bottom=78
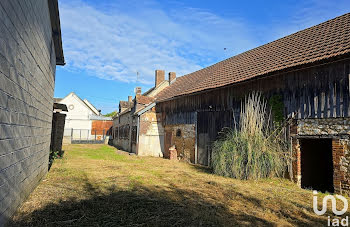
left=212, top=92, right=289, bottom=180
left=48, top=150, right=64, bottom=171
left=49, top=150, right=58, bottom=170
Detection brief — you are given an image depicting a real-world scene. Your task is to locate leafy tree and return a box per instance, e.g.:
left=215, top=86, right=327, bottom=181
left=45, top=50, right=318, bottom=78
left=104, top=111, right=117, bottom=117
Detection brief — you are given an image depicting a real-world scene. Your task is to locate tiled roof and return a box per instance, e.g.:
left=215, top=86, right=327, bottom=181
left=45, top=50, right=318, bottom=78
left=136, top=95, right=155, bottom=105
left=156, top=13, right=350, bottom=102
left=119, top=101, right=133, bottom=108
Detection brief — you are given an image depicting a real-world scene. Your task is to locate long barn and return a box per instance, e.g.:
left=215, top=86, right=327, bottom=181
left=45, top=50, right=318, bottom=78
left=155, top=13, right=350, bottom=194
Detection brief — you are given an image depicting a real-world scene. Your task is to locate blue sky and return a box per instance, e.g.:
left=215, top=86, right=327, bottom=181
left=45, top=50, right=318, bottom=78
left=54, top=0, right=350, bottom=114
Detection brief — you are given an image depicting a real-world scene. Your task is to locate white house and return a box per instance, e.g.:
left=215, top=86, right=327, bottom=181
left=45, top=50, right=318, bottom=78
left=55, top=92, right=112, bottom=141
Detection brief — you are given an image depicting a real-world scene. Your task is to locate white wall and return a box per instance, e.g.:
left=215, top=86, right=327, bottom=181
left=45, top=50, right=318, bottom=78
left=59, top=93, right=95, bottom=134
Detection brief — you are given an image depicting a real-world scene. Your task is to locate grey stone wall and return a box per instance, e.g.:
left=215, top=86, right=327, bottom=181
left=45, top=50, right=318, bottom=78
left=297, top=118, right=350, bottom=135
left=293, top=118, right=350, bottom=195
left=0, top=0, right=57, bottom=224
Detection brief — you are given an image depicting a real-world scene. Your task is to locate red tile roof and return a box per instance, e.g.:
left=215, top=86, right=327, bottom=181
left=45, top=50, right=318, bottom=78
left=136, top=95, right=155, bottom=105
left=156, top=13, right=350, bottom=102
left=119, top=101, right=133, bottom=108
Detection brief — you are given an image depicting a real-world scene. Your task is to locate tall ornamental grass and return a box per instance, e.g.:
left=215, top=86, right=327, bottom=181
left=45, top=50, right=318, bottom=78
left=212, top=92, right=289, bottom=180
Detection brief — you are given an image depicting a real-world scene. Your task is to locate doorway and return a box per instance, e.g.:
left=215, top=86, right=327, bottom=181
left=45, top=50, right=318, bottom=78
left=299, top=138, right=334, bottom=193
left=197, top=110, right=233, bottom=166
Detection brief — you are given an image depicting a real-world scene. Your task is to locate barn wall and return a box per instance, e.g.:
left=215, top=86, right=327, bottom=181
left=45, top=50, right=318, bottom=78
left=164, top=124, right=196, bottom=163
left=158, top=59, right=350, bottom=165
left=158, top=59, right=350, bottom=119
left=0, top=0, right=57, bottom=224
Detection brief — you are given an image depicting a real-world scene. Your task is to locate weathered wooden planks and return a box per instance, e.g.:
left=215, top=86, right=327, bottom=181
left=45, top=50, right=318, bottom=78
left=158, top=60, right=350, bottom=121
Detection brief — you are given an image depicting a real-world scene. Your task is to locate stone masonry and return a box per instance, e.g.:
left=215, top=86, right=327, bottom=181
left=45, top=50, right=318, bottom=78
left=298, top=118, right=350, bottom=135
left=0, top=0, right=60, bottom=224
left=164, top=124, right=196, bottom=163
left=292, top=118, right=350, bottom=195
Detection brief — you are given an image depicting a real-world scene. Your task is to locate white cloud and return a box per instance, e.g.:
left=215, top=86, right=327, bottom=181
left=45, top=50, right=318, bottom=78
left=59, top=0, right=349, bottom=86
left=59, top=0, right=257, bottom=85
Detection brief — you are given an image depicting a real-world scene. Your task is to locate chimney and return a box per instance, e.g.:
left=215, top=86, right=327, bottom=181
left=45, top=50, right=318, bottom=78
left=135, top=87, right=142, bottom=96
left=155, top=70, right=165, bottom=87
left=128, top=96, right=132, bottom=103
left=169, top=72, right=176, bottom=84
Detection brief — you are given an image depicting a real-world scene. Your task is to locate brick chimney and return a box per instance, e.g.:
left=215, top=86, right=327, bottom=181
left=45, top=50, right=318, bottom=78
left=155, top=70, right=165, bottom=87
left=135, top=87, right=142, bottom=96
left=169, top=72, right=176, bottom=84
left=128, top=96, right=132, bottom=103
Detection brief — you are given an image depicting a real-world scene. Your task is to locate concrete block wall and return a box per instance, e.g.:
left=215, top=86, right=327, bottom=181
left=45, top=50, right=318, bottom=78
left=0, top=0, right=57, bottom=224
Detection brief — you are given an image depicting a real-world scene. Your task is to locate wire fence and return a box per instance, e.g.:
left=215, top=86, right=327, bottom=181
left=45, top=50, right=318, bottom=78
left=64, top=129, right=110, bottom=144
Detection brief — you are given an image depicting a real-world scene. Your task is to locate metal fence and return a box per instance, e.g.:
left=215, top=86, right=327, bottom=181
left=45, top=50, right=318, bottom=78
left=64, top=129, right=109, bottom=144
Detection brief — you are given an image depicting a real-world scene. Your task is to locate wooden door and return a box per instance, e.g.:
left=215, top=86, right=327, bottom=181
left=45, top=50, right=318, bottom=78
left=197, top=110, right=233, bottom=166
left=164, top=131, right=172, bottom=158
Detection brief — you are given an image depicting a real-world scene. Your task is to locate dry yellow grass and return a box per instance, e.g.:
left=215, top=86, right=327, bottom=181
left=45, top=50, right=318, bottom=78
left=9, top=144, right=348, bottom=226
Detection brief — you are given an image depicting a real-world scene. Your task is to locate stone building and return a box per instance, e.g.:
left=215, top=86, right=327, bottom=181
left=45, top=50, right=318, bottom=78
left=0, top=0, right=64, bottom=224
left=112, top=70, right=176, bottom=156
left=154, top=13, right=350, bottom=194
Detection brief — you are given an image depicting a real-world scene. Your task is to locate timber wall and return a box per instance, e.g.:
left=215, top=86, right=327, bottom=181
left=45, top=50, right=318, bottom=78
left=158, top=59, right=350, bottom=119
left=158, top=59, right=350, bottom=166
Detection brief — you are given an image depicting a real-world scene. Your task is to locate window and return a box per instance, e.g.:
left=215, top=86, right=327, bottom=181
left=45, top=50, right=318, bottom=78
left=176, top=129, right=182, bottom=137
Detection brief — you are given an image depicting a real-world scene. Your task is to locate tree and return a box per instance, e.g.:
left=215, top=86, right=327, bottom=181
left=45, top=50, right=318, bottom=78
left=104, top=111, right=117, bottom=117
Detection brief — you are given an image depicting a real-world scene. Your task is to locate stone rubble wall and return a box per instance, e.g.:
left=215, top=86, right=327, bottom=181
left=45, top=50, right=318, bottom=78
left=292, top=118, right=350, bottom=195
left=297, top=118, right=350, bottom=135
left=164, top=124, right=196, bottom=163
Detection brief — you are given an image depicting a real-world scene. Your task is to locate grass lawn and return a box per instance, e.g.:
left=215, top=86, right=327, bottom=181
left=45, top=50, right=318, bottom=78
left=9, top=144, right=348, bottom=226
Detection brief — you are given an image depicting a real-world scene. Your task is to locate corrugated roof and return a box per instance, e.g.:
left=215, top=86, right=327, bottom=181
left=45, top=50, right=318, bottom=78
left=156, top=13, right=350, bottom=102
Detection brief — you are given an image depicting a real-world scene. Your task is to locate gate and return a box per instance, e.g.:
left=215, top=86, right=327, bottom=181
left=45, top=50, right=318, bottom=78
left=64, top=128, right=109, bottom=144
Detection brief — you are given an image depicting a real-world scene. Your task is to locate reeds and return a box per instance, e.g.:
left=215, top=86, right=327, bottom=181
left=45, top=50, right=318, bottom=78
left=212, top=92, right=289, bottom=180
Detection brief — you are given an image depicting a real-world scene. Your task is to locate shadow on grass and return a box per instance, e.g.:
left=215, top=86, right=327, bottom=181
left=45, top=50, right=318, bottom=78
left=9, top=176, right=331, bottom=227
left=190, top=164, right=212, bottom=174
left=9, top=182, right=272, bottom=227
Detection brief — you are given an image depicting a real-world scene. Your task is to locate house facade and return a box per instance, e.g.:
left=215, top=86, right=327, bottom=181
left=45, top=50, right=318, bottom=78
left=0, top=0, right=64, bottom=224
left=112, top=70, right=175, bottom=156
left=56, top=92, right=112, bottom=142
left=154, top=13, right=350, bottom=194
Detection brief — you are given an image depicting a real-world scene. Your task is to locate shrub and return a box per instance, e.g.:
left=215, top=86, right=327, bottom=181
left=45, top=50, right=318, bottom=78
left=48, top=150, right=64, bottom=171
left=212, top=92, right=289, bottom=180
left=48, top=150, right=58, bottom=171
